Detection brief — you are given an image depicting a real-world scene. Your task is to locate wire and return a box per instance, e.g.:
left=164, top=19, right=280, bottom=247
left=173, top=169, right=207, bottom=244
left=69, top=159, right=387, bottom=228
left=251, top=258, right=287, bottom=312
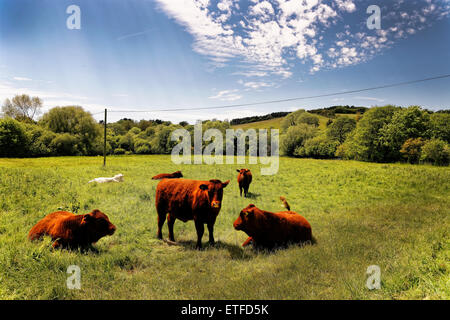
left=92, top=73, right=450, bottom=114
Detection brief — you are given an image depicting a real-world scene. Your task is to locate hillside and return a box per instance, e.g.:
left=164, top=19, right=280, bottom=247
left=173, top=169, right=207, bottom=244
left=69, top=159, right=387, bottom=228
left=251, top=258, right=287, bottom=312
left=231, top=112, right=356, bottom=131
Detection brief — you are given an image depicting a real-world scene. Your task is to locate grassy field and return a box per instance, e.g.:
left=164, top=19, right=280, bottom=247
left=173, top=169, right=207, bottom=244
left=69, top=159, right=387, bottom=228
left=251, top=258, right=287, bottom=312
left=0, top=155, right=449, bottom=300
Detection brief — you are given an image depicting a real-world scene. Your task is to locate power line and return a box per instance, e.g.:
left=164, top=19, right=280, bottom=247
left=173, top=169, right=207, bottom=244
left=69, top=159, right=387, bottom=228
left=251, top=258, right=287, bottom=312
left=92, top=73, right=450, bottom=114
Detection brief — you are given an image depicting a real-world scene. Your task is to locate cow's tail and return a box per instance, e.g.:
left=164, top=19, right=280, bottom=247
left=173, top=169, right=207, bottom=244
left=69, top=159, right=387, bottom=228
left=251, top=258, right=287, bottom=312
left=280, top=196, right=291, bottom=211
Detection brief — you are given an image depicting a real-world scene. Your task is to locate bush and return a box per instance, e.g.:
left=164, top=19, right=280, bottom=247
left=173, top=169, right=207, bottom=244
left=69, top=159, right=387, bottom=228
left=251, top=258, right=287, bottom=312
left=400, top=138, right=425, bottom=163
left=0, top=118, right=29, bottom=157
left=49, top=133, right=80, bottom=156
left=281, top=124, right=318, bottom=156
left=295, top=135, right=339, bottom=159
left=420, top=139, right=449, bottom=165
left=113, top=148, right=126, bottom=155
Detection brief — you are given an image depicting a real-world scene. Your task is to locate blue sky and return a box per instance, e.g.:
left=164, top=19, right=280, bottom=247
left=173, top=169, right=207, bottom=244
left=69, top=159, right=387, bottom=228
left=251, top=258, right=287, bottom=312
left=0, top=0, right=449, bottom=123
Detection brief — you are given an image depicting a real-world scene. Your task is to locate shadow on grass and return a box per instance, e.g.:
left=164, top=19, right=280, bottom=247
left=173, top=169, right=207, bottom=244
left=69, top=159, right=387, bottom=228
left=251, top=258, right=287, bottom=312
left=244, top=192, right=260, bottom=199
left=170, top=239, right=254, bottom=261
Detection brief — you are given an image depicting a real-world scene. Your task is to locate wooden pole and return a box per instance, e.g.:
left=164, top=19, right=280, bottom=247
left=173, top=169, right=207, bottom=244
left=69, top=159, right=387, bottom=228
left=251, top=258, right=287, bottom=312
left=103, top=108, right=107, bottom=167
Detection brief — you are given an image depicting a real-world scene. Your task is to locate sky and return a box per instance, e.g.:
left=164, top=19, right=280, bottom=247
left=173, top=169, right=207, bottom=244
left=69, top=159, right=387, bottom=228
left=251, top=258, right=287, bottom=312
left=0, top=0, right=449, bottom=123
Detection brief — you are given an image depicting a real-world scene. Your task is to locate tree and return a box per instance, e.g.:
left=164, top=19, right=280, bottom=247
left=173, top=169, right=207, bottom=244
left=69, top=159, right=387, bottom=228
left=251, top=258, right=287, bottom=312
left=379, top=106, right=431, bottom=161
left=281, top=123, right=318, bottom=156
left=326, top=116, right=356, bottom=144
left=430, top=112, right=450, bottom=143
left=420, top=139, right=449, bottom=165
left=2, top=94, right=43, bottom=122
left=342, top=105, right=399, bottom=162
left=40, top=106, right=101, bottom=154
left=0, top=118, right=30, bottom=157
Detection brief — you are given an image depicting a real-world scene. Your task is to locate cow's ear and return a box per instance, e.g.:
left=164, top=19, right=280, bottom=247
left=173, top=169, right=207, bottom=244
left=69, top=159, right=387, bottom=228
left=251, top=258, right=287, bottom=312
left=247, top=204, right=256, bottom=208
left=82, top=214, right=94, bottom=224
left=199, top=184, right=209, bottom=191
left=222, top=180, right=230, bottom=188
left=236, top=169, right=240, bottom=173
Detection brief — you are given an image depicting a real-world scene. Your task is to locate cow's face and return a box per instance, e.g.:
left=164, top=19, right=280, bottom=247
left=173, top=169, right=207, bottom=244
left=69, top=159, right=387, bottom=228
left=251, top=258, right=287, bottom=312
left=233, top=204, right=257, bottom=231
left=236, top=169, right=251, bottom=176
left=199, top=179, right=229, bottom=209
left=82, top=209, right=116, bottom=241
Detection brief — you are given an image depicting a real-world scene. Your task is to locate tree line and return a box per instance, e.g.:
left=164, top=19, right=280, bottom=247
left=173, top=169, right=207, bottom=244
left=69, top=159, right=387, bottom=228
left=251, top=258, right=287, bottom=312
left=280, top=107, right=449, bottom=165
left=0, top=94, right=449, bottom=165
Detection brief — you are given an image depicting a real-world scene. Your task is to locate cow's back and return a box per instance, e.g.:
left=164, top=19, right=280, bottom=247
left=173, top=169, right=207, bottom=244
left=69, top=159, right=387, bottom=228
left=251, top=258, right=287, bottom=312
left=155, top=179, right=209, bottom=221
left=28, top=211, right=74, bottom=240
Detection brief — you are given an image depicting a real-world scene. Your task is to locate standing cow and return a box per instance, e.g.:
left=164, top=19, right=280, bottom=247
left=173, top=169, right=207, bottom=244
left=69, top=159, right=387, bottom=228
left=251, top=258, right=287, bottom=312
left=236, top=169, right=252, bottom=197
left=155, top=178, right=229, bottom=249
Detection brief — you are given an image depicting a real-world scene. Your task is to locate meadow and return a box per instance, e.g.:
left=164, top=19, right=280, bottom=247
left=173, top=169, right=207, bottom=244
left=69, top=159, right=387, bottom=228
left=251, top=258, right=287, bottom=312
left=0, top=155, right=448, bottom=300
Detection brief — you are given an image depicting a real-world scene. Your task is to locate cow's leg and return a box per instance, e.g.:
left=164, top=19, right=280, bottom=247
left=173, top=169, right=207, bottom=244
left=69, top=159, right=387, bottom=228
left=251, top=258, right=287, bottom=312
left=194, top=219, right=204, bottom=249
left=167, top=214, right=176, bottom=242
left=157, top=213, right=166, bottom=240
left=242, top=237, right=253, bottom=247
left=244, top=186, right=249, bottom=197
left=239, top=186, right=243, bottom=197
left=207, top=220, right=216, bottom=245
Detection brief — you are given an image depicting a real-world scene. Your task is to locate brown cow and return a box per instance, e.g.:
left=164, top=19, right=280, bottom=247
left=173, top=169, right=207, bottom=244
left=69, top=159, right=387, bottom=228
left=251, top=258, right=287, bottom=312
left=155, top=178, right=229, bottom=249
left=236, top=169, right=252, bottom=197
left=152, top=171, right=183, bottom=180
left=28, top=209, right=116, bottom=249
left=233, top=204, right=312, bottom=249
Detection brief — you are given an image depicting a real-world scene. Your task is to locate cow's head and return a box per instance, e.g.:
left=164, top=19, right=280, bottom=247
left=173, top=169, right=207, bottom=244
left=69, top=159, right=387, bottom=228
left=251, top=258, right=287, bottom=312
left=173, top=171, right=183, bottom=178
left=82, top=209, right=116, bottom=242
left=199, top=179, right=229, bottom=209
left=233, top=204, right=259, bottom=231
left=236, top=169, right=251, bottom=175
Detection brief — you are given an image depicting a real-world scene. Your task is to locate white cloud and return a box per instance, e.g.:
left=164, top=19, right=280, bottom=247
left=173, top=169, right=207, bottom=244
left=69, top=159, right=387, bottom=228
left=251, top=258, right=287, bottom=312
left=155, top=0, right=450, bottom=77
left=209, top=89, right=242, bottom=101
left=13, top=77, right=32, bottom=81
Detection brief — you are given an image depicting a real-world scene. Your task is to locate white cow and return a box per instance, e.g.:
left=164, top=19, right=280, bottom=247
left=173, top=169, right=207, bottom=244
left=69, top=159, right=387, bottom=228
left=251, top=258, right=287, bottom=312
left=89, top=174, right=124, bottom=184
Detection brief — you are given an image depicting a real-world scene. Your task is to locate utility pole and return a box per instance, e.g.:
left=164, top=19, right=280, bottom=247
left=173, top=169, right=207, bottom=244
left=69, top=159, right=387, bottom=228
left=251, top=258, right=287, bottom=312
left=103, top=108, right=107, bottom=167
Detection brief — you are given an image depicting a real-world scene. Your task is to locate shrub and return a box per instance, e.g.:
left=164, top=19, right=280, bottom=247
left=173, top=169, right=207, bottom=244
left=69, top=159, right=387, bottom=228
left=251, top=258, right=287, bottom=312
left=113, top=148, right=126, bottom=155
left=0, top=118, right=29, bottom=157
left=295, top=135, right=339, bottom=159
left=420, top=139, right=449, bottom=165
left=49, top=133, right=80, bottom=156
left=400, top=138, right=425, bottom=163
left=281, top=124, right=318, bottom=156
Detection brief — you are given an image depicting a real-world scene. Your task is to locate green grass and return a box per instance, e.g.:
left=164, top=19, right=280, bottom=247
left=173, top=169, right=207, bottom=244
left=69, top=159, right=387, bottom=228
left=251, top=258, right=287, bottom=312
left=0, top=155, right=449, bottom=299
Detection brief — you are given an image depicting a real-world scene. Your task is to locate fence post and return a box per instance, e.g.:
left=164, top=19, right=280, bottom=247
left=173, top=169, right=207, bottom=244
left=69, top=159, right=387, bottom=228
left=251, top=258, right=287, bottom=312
left=103, top=108, right=107, bottom=167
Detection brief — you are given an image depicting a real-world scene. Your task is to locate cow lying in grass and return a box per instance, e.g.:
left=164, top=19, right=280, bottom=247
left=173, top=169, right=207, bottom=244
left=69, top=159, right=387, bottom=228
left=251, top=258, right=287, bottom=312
left=89, top=173, right=124, bottom=183
left=155, top=178, right=229, bottom=249
left=233, top=203, right=312, bottom=249
left=152, top=171, right=183, bottom=180
left=28, top=209, right=116, bottom=249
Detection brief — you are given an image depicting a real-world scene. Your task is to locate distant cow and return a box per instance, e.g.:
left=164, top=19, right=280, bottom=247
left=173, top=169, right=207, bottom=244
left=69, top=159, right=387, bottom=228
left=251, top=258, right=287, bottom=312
left=236, top=169, right=252, bottom=197
left=155, top=178, right=229, bottom=249
left=233, top=204, right=312, bottom=249
left=89, top=173, right=124, bottom=183
left=152, top=171, right=183, bottom=180
left=28, top=209, right=116, bottom=249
